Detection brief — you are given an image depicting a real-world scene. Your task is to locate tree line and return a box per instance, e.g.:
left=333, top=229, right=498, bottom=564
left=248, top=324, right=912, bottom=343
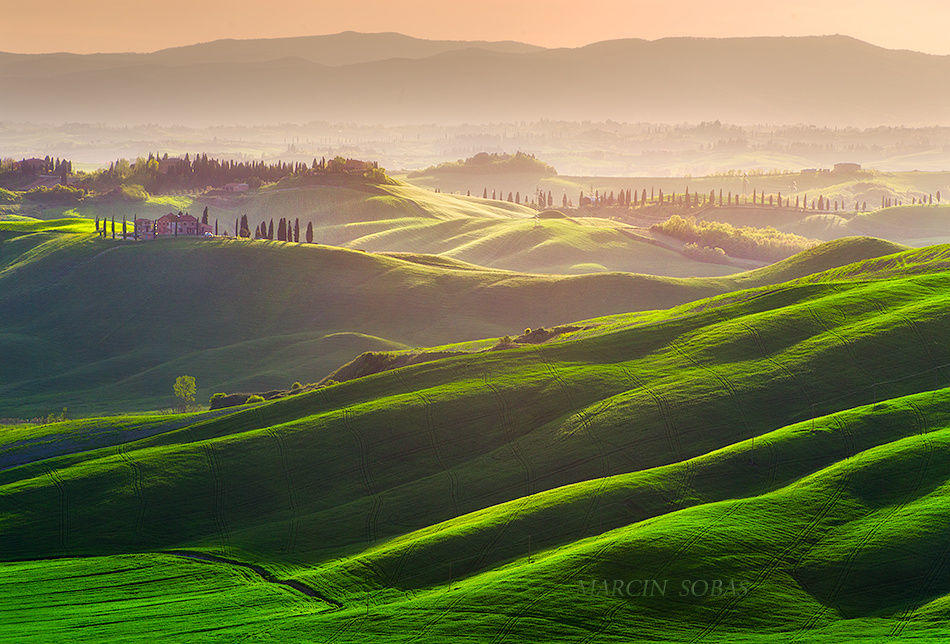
left=468, top=185, right=905, bottom=214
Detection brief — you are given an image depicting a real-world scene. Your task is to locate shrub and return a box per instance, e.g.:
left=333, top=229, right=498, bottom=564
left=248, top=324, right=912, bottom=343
left=117, top=183, right=149, bottom=202
left=291, top=381, right=302, bottom=390
left=652, top=215, right=819, bottom=262
left=682, top=243, right=730, bottom=264
left=23, top=184, right=86, bottom=203
left=209, top=393, right=251, bottom=410
left=246, top=395, right=265, bottom=404
left=0, top=188, right=20, bottom=204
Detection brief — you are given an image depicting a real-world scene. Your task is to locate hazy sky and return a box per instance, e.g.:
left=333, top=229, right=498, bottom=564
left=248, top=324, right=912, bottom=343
left=2, top=0, right=949, bottom=55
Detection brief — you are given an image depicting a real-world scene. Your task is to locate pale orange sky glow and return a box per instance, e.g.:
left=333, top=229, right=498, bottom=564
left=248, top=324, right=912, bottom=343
left=1, top=0, right=949, bottom=55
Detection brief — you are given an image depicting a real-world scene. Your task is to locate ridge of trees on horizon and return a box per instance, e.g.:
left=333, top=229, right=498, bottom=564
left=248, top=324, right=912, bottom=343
left=410, top=151, right=557, bottom=178
left=1, top=152, right=387, bottom=196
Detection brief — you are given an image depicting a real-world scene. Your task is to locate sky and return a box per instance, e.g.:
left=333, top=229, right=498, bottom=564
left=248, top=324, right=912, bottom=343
left=2, top=0, right=949, bottom=55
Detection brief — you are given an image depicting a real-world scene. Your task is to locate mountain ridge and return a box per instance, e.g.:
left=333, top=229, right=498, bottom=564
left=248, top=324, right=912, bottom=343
left=2, top=33, right=949, bottom=126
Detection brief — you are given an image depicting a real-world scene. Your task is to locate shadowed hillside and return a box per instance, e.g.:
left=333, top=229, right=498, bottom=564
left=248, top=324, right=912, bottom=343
left=0, top=217, right=907, bottom=416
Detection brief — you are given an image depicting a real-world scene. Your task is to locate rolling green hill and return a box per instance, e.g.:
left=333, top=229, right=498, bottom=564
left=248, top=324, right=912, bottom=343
left=0, top=219, right=906, bottom=417
left=1, top=241, right=950, bottom=641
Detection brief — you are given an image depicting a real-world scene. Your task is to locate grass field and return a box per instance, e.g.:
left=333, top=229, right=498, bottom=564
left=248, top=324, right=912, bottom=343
left=2, top=238, right=950, bottom=640
left=0, top=217, right=906, bottom=417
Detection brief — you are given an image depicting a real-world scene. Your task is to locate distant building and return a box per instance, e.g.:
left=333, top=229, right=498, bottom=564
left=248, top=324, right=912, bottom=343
left=223, top=182, right=249, bottom=193
left=343, top=159, right=376, bottom=172
left=14, top=158, right=47, bottom=174
left=145, top=212, right=213, bottom=237
left=134, top=218, right=155, bottom=240
left=833, top=162, right=861, bottom=174
left=157, top=158, right=187, bottom=175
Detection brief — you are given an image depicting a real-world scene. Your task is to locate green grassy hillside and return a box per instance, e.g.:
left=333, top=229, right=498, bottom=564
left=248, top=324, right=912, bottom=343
left=2, top=242, right=950, bottom=641
left=0, top=220, right=906, bottom=417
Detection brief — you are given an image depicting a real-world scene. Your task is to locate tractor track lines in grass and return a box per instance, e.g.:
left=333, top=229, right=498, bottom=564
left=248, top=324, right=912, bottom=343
left=693, top=414, right=858, bottom=642
left=793, top=401, right=937, bottom=640
left=738, top=320, right=813, bottom=407
left=202, top=443, right=233, bottom=558
left=114, top=442, right=147, bottom=540
left=580, top=499, right=744, bottom=644
left=263, top=425, right=299, bottom=555
left=337, top=406, right=381, bottom=546
left=481, top=366, right=532, bottom=496
left=43, top=466, right=68, bottom=550
left=406, top=495, right=537, bottom=643
left=598, top=347, right=683, bottom=466
left=310, top=389, right=391, bottom=590
left=488, top=536, right=619, bottom=644
left=668, top=339, right=755, bottom=462
left=533, top=347, right=614, bottom=477
left=393, top=371, right=461, bottom=521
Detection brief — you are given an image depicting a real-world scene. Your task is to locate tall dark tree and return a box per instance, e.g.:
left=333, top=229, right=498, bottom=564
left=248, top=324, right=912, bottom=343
left=201, top=206, right=209, bottom=225
left=306, top=221, right=314, bottom=243
left=268, top=219, right=274, bottom=240
left=294, top=218, right=300, bottom=242
left=277, top=218, right=287, bottom=241
left=240, top=214, right=249, bottom=238
left=214, top=219, right=218, bottom=235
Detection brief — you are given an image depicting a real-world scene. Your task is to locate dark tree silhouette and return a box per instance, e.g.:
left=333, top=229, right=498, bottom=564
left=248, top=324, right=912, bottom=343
left=306, top=221, right=314, bottom=243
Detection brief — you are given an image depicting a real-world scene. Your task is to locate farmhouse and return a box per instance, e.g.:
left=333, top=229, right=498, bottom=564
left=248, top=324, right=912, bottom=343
left=14, top=158, right=47, bottom=174
left=157, top=157, right=187, bottom=174
left=134, top=212, right=212, bottom=239
left=343, top=159, right=377, bottom=172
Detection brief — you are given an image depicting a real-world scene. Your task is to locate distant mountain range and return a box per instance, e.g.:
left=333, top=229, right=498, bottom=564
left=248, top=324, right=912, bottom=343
left=2, top=32, right=948, bottom=126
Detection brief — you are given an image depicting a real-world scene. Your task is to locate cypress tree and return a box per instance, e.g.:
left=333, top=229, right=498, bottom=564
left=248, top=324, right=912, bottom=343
left=111, top=217, right=115, bottom=239
left=277, top=218, right=286, bottom=241
left=268, top=219, right=274, bottom=239
left=294, top=218, right=300, bottom=242
left=306, top=221, right=314, bottom=243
